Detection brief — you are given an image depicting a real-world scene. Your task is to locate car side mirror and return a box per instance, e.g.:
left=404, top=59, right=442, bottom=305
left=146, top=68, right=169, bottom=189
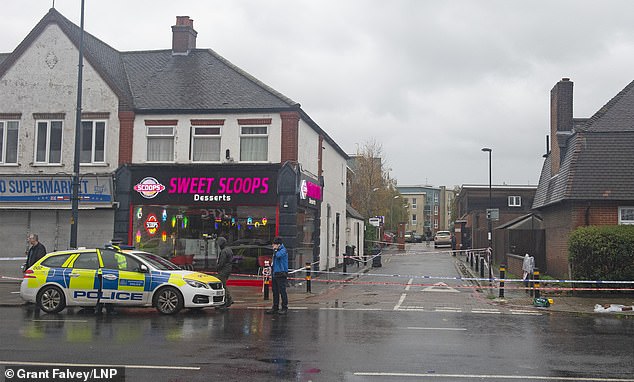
left=139, top=264, right=149, bottom=273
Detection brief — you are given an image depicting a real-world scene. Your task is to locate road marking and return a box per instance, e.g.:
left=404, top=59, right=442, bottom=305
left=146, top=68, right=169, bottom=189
left=31, top=319, right=88, bottom=323
left=394, top=293, right=407, bottom=311
left=471, top=308, right=502, bottom=314
left=353, top=372, right=634, bottom=381
left=510, top=310, right=543, bottom=316
left=399, top=327, right=466, bottom=331
left=434, top=307, right=462, bottom=313
left=423, top=282, right=460, bottom=293
left=0, top=360, right=200, bottom=371
left=405, top=278, right=414, bottom=291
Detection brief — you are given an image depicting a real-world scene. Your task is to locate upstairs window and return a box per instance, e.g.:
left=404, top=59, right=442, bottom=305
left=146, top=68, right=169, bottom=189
left=192, top=126, right=221, bottom=161
left=412, top=198, right=417, bottom=209
left=0, top=120, right=18, bottom=164
left=240, top=126, right=268, bottom=161
left=80, top=120, right=106, bottom=164
left=434, top=205, right=439, bottom=216
left=35, top=120, right=62, bottom=164
left=412, top=214, right=417, bottom=224
left=147, top=125, right=174, bottom=162
left=619, top=207, right=634, bottom=225
left=508, top=196, right=522, bottom=207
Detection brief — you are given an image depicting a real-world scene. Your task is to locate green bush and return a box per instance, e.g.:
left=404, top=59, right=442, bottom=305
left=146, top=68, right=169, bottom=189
left=568, top=225, right=634, bottom=281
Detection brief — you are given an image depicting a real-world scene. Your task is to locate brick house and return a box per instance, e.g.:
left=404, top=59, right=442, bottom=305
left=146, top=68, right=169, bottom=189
left=0, top=8, right=354, bottom=272
left=533, top=78, right=634, bottom=278
left=455, top=184, right=537, bottom=263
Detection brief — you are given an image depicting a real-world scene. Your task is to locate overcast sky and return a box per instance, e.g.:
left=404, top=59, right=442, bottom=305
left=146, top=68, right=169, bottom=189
left=3, top=1, right=634, bottom=188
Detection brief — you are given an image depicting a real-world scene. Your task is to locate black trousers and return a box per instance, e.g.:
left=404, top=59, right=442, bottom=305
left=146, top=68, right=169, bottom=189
left=271, top=273, right=288, bottom=310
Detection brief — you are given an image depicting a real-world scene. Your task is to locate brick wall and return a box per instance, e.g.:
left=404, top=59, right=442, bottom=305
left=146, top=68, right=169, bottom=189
left=541, top=200, right=621, bottom=278
left=280, top=111, right=299, bottom=163
left=118, top=111, right=135, bottom=165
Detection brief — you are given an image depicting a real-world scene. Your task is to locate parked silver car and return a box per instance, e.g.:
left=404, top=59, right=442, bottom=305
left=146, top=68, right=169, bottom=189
left=433, top=231, right=452, bottom=248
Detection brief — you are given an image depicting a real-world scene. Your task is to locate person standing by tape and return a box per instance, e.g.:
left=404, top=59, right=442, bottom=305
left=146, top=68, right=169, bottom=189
left=266, top=237, right=288, bottom=315
left=24, top=233, right=47, bottom=271
left=216, top=237, right=234, bottom=310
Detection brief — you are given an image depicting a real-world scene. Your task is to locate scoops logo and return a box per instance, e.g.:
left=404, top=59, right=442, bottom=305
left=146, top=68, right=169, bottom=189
left=145, top=214, right=159, bottom=236
left=134, top=177, right=165, bottom=199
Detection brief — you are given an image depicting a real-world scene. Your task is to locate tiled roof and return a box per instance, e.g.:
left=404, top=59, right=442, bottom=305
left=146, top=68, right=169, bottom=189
left=0, top=9, right=348, bottom=158
left=533, top=80, right=634, bottom=209
left=122, top=49, right=297, bottom=111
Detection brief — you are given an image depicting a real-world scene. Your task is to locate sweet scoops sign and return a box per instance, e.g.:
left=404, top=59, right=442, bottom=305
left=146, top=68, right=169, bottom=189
left=130, top=165, right=278, bottom=206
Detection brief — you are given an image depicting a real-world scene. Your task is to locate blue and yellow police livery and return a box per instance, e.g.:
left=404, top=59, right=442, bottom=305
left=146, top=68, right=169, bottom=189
left=20, top=248, right=225, bottom=315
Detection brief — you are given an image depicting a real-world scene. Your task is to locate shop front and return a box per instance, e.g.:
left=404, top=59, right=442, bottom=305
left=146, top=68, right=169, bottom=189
left=114, top=164, right=280, bottom=274
left=0, top=174, right=115, bottom=257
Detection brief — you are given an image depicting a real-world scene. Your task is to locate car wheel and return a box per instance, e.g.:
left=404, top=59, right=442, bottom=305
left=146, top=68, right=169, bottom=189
left=37, top=285, right=66, bottom=314
left=154, top=286, right=184, bottom=315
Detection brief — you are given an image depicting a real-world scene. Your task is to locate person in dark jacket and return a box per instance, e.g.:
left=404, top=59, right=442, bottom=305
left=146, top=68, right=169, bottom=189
left=216, top=237, right=234, bottom=309
left=25, top=234, right=47, bottom=270
left=266, top=237, right=289, bottom=315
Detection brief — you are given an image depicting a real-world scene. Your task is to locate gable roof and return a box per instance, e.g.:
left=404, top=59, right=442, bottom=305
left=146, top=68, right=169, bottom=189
left=0, top=8, right=134, bottom=109
left=533, top=80, right=634, bottom=209
left=0, top=8, right=349, bottom=158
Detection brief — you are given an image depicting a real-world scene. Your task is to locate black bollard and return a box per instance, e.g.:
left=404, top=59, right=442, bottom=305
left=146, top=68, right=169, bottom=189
left=533, top=268, right=540, bottom=299
left=480, top=256, right=485, bottom=278
left=499, top=264, right=506, bottom=298
left=305, top=262, right=312, bottom=293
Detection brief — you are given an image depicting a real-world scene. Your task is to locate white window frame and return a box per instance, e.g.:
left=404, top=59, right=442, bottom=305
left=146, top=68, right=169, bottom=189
left=35, top=120, right=63, bottom=164
left=191, top=126, right=221, bottom=162
left=239, top=125, right=268, bottom=162
left=80, top=120, right=106, bottom=164
left=434, top=219, right=439, bottom=229
left=412, top=198, right=417, bottom=209
left=508, top=196, right=522, bottom=207
left=146, top=125, right=175, bottom=162
left=618, top=207, right=634, bottom=225
left=0, top=120, right=19, bottom=164
left=412, top=214, right=417, bottom=224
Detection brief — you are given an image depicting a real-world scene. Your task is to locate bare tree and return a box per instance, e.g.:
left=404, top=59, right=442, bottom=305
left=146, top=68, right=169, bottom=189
left=348, top=139, right=405, bottom=231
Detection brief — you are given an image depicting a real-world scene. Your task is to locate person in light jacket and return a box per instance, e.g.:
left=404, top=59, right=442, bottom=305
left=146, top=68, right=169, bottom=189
left=266, top=237, right=289, bottom=315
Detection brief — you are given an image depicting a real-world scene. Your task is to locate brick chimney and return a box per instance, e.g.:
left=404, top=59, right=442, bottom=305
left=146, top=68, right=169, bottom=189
left=172, top=16, right=197, bottom=55
left=550, top=78, right=573, bottom=175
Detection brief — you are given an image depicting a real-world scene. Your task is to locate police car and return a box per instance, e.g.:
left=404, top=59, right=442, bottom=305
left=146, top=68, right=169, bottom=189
left=20, top=247, right=225, bottom=315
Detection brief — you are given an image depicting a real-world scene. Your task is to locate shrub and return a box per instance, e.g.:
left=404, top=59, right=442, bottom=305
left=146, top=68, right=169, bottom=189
left=568, top=225, right=634, bottom=281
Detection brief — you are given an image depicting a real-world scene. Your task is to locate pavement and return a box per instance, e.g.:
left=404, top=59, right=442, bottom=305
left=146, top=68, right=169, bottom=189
left=2, top=248, right=633, bottom=316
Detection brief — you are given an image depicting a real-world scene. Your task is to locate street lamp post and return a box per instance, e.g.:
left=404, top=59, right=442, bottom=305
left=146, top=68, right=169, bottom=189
left=391, top=195, right=400, bottom=231
left=482, top=147, right=493, bottom=283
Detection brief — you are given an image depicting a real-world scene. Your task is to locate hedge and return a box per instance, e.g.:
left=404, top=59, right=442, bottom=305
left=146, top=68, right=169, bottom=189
left=568, top=225, right=634, bottom=281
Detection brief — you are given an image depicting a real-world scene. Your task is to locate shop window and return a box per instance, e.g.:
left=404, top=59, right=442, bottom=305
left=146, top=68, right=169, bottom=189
left=80, top=120, right=106, bottom=164
left=147, top=126, right=174, bottom=162
left=240, top=126, right=268, bottom=161
left=132, top=205, right=277, bottom=274
left=192, top=126, right=221, bottom=161
left=35, top=120, right=62, bottom=164
left=0, top=120, right=18, bottom=164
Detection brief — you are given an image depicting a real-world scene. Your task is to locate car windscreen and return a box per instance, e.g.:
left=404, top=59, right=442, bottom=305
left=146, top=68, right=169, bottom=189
left=133, top=253, right=180, bottom=270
